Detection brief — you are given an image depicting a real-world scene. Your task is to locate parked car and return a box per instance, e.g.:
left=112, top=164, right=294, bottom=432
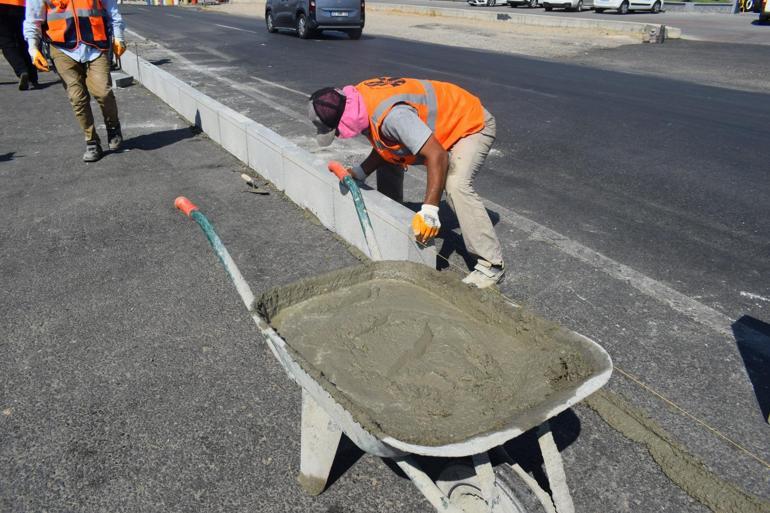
left=507, top=0, right=541, bottom=7
left=265, top=0, right=365, bottom=39
left=593, top=0, right=662, bottom=13
left=468, top=0, right=504, bottom=6
left=542, top=0, right=592, bottom=10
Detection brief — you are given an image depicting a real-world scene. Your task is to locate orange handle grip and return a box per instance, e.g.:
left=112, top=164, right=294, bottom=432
left=328, top=161, right=351, bottom=182
left=174, top=196, right=199, bottom=217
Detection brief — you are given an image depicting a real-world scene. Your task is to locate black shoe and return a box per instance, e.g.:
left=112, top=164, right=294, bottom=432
left=18, top=72, right=29, bottom=91
left=83, top=141, right=103, bottom=162
left=107, top=123, right=123, bottom=151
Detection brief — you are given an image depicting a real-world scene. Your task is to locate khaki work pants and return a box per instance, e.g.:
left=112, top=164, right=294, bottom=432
left=376, top=108, right=504, bottom=267
left=51, top=46, right=119, bottom=143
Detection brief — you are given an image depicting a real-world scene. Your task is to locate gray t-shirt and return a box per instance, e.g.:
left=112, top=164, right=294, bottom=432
left=380, top=104, right=433, bottom=155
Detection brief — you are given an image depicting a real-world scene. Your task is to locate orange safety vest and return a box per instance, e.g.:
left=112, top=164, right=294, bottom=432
left=44, top=0, right=109, bottom=51
left=355, top=77, right=485, bottom=165
left=0, top=0, right=26, bottom=7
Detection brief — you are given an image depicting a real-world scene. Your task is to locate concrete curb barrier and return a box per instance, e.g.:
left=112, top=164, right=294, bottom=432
left=121, top=50, right=436, bottom=267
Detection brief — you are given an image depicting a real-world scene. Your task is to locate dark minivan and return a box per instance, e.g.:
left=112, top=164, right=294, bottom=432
left=265, top=0, right=365, bottom=39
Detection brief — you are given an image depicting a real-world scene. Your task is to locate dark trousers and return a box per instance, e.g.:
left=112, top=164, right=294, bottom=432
left=0, top=4, right=37, bottom=82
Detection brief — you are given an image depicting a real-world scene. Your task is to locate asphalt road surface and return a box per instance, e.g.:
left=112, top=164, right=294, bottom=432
left=9, top=3, right=769, bottom=511
left=121, top=3, right=770, bottom=506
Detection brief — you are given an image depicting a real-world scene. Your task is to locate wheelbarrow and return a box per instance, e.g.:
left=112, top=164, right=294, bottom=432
left=174, top=196, right=613, bottom=513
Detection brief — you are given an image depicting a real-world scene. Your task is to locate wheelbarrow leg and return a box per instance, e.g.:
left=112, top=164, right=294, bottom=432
left=472, top=452, right=498, bottom=512
left=537, top=422, right=575, bottom=513
left=395, top=456, right=467, bottom=513
left=298, top=389, right=342, bottom=495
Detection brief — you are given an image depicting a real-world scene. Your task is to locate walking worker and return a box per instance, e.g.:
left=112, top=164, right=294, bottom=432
left=24, top=0, right=126, bottom=162
left=0, top=0, right=37, bottom=89
left=309, top=77, right=505, bottom=289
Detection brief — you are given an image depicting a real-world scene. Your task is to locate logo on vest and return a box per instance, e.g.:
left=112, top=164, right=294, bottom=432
left=363, top=77, right=406, bottom=88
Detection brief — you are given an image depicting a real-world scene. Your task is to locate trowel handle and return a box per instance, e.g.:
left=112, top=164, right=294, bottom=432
left=175, top=196, right=199, bottom=217
left=328, top=161, right=351, bottom=182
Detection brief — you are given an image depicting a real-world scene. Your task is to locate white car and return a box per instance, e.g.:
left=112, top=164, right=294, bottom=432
left=542, top=0, right=592, bottom=10
left=467, top=0, right=503, bottom=5
left=594, top=0, right=662, bottom=13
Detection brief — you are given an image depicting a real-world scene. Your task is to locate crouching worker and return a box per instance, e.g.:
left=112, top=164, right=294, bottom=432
left=308, top=76, right=504, bottom=288
left=24, top=0, right=126, bottom=162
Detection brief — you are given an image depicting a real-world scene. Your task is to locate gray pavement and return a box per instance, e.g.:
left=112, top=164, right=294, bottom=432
left=0, top=58, right=716, bottom=513
left=0, top=62, right=426, bottom=512
left=2, top=10, right=769, bottom=513
left=119, top=5, right=770, bottom=509
left=370, top=0, right=770, bottom=44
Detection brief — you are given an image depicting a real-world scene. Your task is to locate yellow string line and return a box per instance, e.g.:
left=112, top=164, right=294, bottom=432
left=612, top=366, right=770, bottom=469
left=404, top=222, right=770, bottom=470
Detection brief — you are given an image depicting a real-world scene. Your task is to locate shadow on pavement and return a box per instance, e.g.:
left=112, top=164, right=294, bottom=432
left=122, top=126, right=197, bottom=151
left=0, top=151, right=18, bottom=162
left=732, top=315, right=770, bottom=423
left=33, top=79, right=63, bottom=90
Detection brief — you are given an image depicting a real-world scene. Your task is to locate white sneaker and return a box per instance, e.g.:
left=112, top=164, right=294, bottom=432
left=462, top=260, right=505, bottom=289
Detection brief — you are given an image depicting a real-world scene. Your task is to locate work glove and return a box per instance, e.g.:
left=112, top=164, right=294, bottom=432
left=28, top=43, right=49, bottom=72
left=411, top=204, right=440, bottom=244
left=112, top=39, right=126, bottom=58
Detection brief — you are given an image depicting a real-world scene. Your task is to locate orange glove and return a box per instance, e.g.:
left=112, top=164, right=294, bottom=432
left=112, top=39, right=126, bottom=58
left=411, top=204, right=440, bottom=244
left=31, top=50, right=49, bottom=72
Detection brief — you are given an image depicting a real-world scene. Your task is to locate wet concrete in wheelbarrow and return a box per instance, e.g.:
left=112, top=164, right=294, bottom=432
left=260, top=262, right=595, bottom=446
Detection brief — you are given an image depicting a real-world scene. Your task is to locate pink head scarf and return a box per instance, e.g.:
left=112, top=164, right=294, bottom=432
left=337, top=86, right=369, bottom=139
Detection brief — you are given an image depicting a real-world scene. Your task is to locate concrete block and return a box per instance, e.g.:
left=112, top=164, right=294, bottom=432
left=154, top=70, right=181, bottom=109
left=111, top=70, right=133, bottom=88
left=194, top=94, right=222, bottom=144
left=176, top=86, right=199, bottom=125
left=362, top=189, right=437, bottom=266
left=138, top=60, right=159, bottom=95
left=121, top=50, right=139, bottom=78
left=219, top=108, right=250, bottom=164
left=282, top=146, right=336, bottom=230
left=332, top=184, right=370, bottom=257
left=246, top=123, right=286, bottom=190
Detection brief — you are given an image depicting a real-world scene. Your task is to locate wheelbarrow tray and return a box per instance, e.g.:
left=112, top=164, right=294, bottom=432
left=256, top=261, right=612, bottom=458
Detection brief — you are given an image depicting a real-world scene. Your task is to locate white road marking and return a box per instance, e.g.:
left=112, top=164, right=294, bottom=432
left=167, top=13, right=182, bottom=18
left=249, top=76, right=309, bottom=97
left=214, top=23, right=260, bottom=34
left=740, top=291, right=770, bottom=303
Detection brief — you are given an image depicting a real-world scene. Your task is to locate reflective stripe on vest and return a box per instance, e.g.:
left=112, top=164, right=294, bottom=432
left=356, top=77, right=485, bottom=166
left=44, top=0, right=109, bottom=51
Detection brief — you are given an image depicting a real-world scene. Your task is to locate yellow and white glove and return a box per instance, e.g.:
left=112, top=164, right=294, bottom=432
left=28, top=43, right=49, bottom=72
left=112, top=39, right=126, bottom=58
left=412, top=204, right=440, bottom=244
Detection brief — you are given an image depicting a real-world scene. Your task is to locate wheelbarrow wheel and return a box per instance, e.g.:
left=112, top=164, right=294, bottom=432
left=436, top=463, right=545, bottom=513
